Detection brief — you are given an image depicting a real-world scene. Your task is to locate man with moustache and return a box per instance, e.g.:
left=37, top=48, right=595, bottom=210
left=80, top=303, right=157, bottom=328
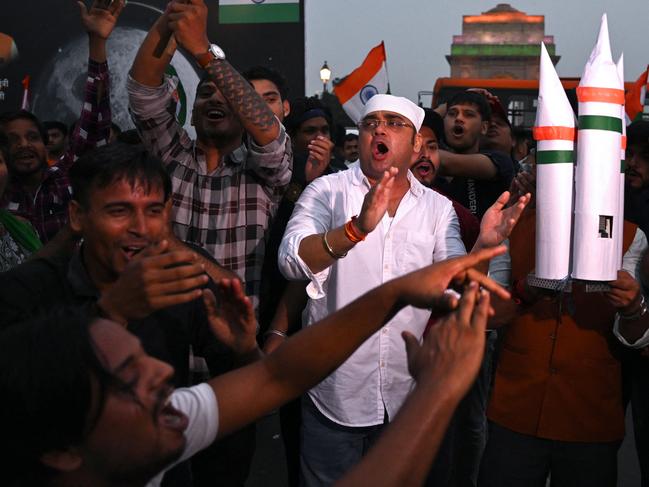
left=410, top=108, right=479, bottom=250
left=0, top=0, right=122, bottom=242
left=279, top=94, right=528, bottom=485
left=128, top=0, right=292, bottom=314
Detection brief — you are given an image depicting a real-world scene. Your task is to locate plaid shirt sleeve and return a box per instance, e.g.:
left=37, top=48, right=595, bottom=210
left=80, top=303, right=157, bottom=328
left=63, top=59, right=112, bottom=169
left=245, top=126, right=293, bottom=190
left=127, top=74, right=194, bottom=165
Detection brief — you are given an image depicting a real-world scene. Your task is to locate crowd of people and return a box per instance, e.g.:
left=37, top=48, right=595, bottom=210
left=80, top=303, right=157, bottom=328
left=1, top=1, right=649, bottom=486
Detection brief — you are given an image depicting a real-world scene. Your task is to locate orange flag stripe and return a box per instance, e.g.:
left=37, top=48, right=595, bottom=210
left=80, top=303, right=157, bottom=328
left=334, top=42, right=386, bottom=105
left=621, top=135, right=627, bottom=150
left=533, top=126, right=576, bottom=141
left=576, top=86, right=625, bottom=104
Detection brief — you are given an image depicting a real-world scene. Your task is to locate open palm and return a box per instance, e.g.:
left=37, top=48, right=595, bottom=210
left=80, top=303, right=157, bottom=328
left=78, top=0, right=125, bottom=40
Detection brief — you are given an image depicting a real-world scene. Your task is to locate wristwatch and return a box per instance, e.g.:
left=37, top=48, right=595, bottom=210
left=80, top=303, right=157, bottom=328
left=195, top=44, right=226, bottom=69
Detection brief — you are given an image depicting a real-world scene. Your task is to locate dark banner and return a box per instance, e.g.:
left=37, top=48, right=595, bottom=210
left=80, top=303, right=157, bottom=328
left=0, top=0, right=305, bottom=132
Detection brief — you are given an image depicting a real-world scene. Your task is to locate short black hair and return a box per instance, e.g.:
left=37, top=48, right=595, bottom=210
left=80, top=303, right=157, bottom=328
left=0, top=308, right=116, bottom=485
left=447, top=91, right=492, bottom=122
left=284, top=97, right=332, bottom=134
left=70, top=142, right=172, bottom=208
left=43, top=120, right=68, bottom=137
left=242, top=65, right=289, bottom=101
left=0, top=110, right=48, bottom=144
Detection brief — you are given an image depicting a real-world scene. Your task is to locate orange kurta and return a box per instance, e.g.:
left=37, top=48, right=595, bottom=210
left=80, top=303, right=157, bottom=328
left=488, top=210, right=636, bottom=442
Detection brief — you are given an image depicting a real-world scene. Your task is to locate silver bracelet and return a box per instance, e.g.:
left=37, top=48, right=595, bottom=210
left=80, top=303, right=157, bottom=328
left=620, top=295, right=648, bottom=321
left=323, top=231, right=347, bottom=259
left=264, top=329, right=288, bottom=340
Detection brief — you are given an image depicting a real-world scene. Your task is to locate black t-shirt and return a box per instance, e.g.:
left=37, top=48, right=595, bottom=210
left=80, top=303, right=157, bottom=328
left=0, top=253, right=230, bottom=387
left=443, top=150, right=515, bottom=219
left=625, top=184, right=649, bottom=239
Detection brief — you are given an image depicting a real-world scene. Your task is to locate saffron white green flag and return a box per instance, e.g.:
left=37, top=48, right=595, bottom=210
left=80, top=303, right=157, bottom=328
left=219, top=0, right=300, bottom=24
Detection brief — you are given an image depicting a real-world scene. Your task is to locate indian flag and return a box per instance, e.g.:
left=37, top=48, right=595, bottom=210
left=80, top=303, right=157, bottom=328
left=219, top=0, right=300, bottom=24
left=624, top=65, right=649, bottom=123
left=334, top=42, right=389, bottom=123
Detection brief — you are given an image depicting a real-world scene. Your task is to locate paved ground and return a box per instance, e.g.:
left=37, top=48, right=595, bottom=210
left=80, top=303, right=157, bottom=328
left=246, top=409, right=643, bottom=487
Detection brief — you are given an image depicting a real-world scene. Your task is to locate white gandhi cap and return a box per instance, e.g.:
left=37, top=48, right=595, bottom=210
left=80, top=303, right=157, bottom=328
left=360, top=94, right=425, bottom=132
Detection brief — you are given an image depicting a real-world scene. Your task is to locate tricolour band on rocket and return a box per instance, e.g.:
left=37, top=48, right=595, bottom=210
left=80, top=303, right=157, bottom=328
left=533, top=43, right=576, bottom=281
left=571, top=14, right=624, bottom=282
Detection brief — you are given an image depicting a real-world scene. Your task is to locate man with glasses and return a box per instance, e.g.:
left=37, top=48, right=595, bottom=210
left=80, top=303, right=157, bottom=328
left=279, top=94, right=528, bottom=485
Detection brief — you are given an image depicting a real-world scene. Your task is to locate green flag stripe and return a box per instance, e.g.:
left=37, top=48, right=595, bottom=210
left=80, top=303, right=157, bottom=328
left=219, top=4, right=300, bottom=23
left=537, top=150, right=575, bottom=164
left=621, top=159, right=626, bottom=172
left=578, top=115, right=622, bottom=133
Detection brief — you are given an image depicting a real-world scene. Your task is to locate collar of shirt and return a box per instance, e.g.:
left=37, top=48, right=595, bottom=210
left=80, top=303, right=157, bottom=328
left=191, top=141, right=248, bottom=175
left=67, top=248, right=100, bottom=299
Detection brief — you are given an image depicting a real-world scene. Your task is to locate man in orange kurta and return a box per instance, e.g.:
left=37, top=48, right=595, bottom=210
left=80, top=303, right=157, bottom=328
left=480, top=207, right=637, bottom=487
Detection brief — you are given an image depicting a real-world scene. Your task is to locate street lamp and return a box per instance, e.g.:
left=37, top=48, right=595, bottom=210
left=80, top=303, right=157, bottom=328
left=320, top=60, right=331, bottom=93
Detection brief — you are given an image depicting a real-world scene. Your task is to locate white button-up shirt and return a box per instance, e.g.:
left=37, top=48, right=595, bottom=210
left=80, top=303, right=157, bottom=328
left=278, top=164, right=466, bottom=426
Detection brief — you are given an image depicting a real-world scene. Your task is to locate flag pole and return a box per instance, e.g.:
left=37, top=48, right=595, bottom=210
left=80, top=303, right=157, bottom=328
left=381, top=41, right=392, bottom=94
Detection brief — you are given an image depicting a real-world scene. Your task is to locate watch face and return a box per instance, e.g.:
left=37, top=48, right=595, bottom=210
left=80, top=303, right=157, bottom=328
left=209, top=44, right=225, bottom=60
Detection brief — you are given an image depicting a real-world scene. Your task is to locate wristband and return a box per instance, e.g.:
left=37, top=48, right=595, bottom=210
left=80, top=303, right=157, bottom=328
left=344, top=216, right=367, bottom=243
left=620, top=295, right=648, bottom=321
left=323, top=231, right=347, bottom=259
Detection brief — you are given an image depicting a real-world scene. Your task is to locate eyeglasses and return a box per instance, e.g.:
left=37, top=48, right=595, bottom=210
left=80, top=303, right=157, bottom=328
left=357, top=119, right=413, bottom=132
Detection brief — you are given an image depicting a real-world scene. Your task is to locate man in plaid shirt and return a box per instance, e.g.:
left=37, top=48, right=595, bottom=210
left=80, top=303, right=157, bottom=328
left=0, top=0, right=123, bottom=243
left=127, top=0, right=292, bottom=313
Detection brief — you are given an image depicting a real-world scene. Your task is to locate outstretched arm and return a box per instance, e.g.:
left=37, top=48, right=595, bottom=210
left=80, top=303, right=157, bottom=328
left=68, top=0, right=124, bottom=160
left=130, top=7, right=177, bottom=87
left=337, top=283, right=490, bottom=487
left=206, top=246, right=509, bottom=438
left=166, top=0, right=280, bottom=146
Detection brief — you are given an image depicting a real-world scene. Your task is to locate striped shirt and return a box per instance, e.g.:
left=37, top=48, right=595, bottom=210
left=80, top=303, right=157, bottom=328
left=127, top=75, right=292, bottom=311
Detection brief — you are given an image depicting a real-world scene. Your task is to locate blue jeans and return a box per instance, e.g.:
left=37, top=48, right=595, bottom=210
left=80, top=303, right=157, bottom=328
left=299, top=396, right=386, bottom=487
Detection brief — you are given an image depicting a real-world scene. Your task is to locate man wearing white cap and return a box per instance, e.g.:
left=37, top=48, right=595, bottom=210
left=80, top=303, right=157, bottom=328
left=279, top=94, right=528, bottom=485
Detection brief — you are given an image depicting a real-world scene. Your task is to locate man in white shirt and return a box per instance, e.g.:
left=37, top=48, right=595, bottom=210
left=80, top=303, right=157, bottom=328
left=0, top=247, right=510, bottom=487
left=278, top=94, right=528, bottom=485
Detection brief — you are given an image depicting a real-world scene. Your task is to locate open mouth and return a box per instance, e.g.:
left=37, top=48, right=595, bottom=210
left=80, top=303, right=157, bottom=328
left=158, top=397, right=189, bottom=433
left=372, top=141, right=390, bottom=159
left=206, top=108, right=226, bottom=121
left=413, top=160, right=434, bottom=176
left=122, top=245, right=146, bottom=259
left=452, top=125, right=464, bottom=136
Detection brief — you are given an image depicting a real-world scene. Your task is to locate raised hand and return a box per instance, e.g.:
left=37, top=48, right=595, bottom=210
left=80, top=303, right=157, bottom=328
left=355, top=167, right=398, bottom=234
left=97, top=240, right=208, bottom=324
left=77, top=0, right=125, bottom=40
left=477, top=191, right=530, bottom=248
left=305, top=136, right=335, bottom=183
left=203, top=279, right=259, bottom=356
left=402, top=281, right=489, bottom=397
left=167, top=0, right=210, bottom=56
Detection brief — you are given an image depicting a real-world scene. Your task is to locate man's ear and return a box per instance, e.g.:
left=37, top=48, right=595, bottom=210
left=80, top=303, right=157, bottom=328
left=40, top=449, right=83, bottom=473
left=283, top=100, right=291, bottom=118
left=480, top=120, right=489, bottom=136
left=68, top=200, right=85, bottom=234
left=413, top=131, right=423, bottom=153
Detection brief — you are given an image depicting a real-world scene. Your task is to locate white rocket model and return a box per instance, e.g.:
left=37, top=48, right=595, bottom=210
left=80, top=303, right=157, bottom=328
left=571, top=14, right=624, bottom=282
left=533, top=43, right=575, bottom=281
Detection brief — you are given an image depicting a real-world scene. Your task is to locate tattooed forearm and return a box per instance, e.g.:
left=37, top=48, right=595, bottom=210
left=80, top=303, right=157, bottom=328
left=206, top=58, right=278, bottom=138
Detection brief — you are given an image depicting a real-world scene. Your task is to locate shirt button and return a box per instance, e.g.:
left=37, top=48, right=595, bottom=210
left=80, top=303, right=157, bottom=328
left=380, top=361, right=385, bottom=367
left=382, top=329, right=388, bottom=334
